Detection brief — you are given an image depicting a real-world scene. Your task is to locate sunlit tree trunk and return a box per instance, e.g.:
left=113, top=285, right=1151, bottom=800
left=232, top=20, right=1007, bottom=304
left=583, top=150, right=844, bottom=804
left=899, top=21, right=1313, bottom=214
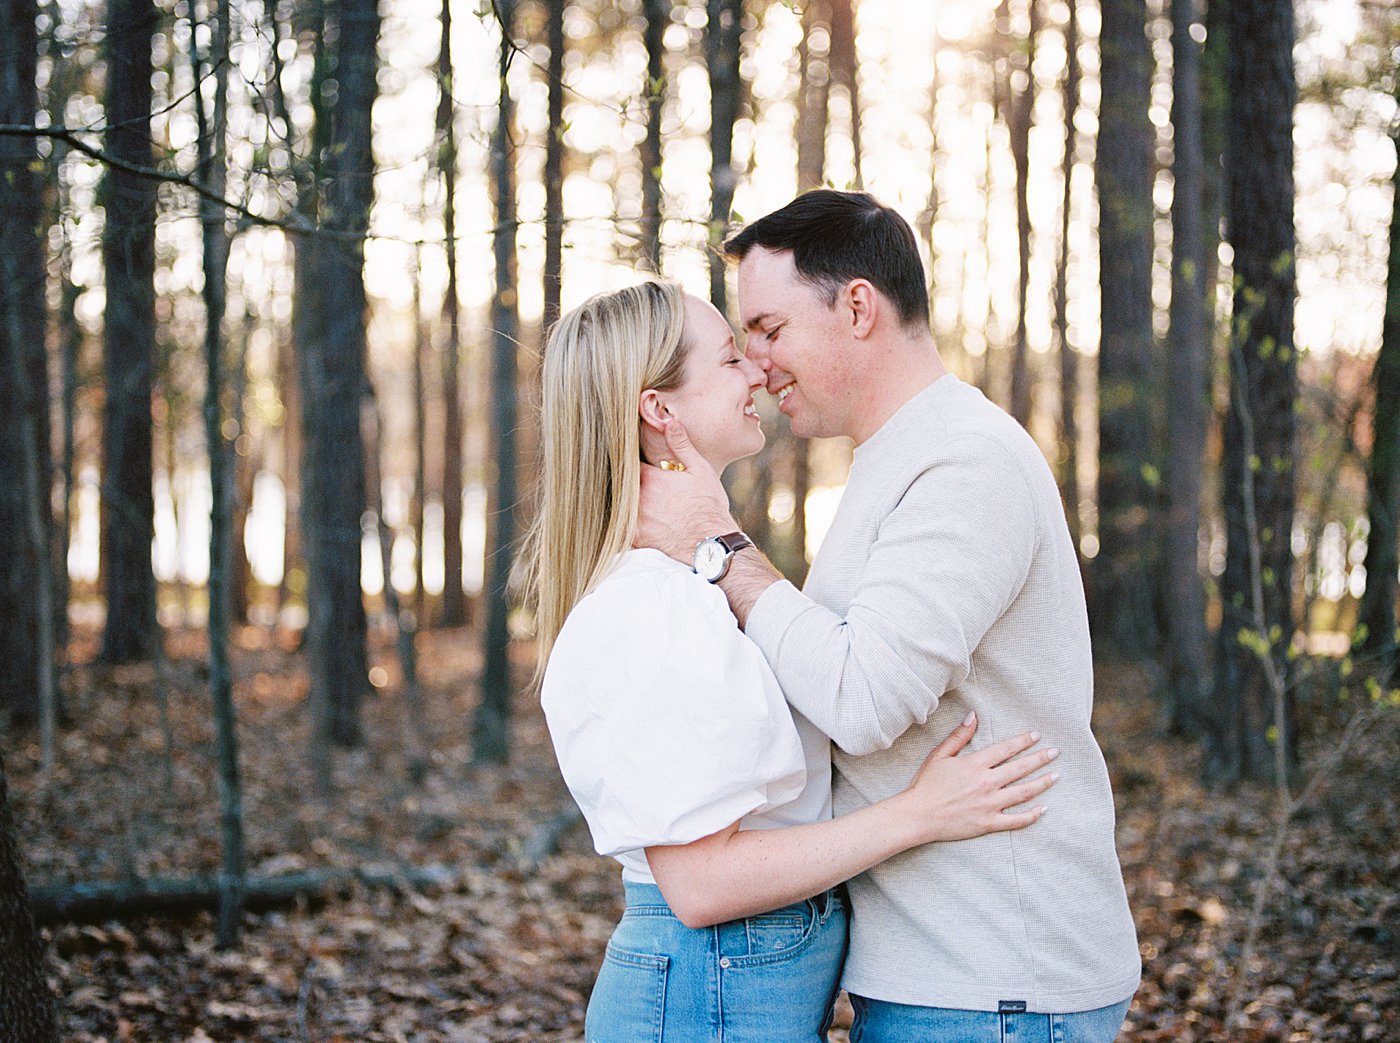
left=1165, top=0, right=1210, bottom=731
left=1354, top=85, right=1400, bottom=678
left=1092, top=0, right=1159, bottom=657
left=828, top=0, right=861, bottom=189
left=437, top=0, right=466, bottom=629
left=1008, top=0, right=1039, bottom=427
left=100, top=0, right=160, bottom=664
left=476, top=0, right=520, bottom=765
left=543, top=0, right=565, bottom=330
left=639, top=0, right=667, bottom=269
left=1210, top=0, right=1297, bottom=786
left=411, top=255, right=428, bottom=626
left=0, top=751, right=59, bottom=1042
left=1054, top=0, right=1081, bottom=551
left=707, top=0, right=741, bottom=315
left=191, top=0, right=246, bottom=947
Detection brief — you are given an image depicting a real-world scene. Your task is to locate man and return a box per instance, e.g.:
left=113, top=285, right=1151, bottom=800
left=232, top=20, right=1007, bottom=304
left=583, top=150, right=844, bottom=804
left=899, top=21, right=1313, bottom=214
left=636, top=190, right=1139, bottom=1040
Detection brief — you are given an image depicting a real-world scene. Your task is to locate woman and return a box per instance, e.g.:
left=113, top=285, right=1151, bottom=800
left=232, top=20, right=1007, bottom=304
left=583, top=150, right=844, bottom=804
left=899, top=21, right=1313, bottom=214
left=527, top=282, right=1058, bottom=1041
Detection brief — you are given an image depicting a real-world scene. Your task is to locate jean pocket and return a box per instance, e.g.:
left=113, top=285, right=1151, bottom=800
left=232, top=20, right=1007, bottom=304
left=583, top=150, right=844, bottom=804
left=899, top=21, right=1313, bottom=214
left=585, top=943, right=669, bottom=1043
left=743, top=909, right=810, bottom=956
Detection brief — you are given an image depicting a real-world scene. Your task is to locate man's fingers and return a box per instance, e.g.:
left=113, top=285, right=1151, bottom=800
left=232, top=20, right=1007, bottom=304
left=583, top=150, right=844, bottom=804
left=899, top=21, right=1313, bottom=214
left=927, top=711, right=978, bottom=761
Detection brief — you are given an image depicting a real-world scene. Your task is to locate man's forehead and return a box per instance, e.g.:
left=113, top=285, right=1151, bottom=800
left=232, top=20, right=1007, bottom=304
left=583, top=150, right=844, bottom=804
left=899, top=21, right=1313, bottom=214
left=737, top=246, right=801, bottom=326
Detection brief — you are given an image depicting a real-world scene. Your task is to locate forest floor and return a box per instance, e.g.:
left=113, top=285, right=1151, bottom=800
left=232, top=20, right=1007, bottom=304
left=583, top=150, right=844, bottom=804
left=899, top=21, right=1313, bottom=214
left=4, top=622, right=1398, bottom=1042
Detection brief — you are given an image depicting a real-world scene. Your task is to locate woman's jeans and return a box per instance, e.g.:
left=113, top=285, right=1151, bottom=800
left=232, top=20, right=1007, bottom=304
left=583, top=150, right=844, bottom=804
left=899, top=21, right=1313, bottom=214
left=584, top=880, right=848, bottom=1042
left=849, top=994, right=1132, bottom=1043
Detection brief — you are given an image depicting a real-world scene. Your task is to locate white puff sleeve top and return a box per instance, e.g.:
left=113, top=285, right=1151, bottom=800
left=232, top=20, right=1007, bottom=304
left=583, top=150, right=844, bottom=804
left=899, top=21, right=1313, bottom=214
left=541, top=549, right=832, bottom=884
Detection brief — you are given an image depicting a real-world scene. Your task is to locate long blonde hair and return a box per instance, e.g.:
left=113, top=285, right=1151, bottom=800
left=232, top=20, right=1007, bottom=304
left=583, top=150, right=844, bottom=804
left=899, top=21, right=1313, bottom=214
left=525, top=281, right=691, bottom=680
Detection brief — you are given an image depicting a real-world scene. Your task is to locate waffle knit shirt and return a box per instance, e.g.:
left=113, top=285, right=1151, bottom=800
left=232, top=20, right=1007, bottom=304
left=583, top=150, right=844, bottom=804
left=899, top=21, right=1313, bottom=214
left=745, top=374, right=1140, bottom=1013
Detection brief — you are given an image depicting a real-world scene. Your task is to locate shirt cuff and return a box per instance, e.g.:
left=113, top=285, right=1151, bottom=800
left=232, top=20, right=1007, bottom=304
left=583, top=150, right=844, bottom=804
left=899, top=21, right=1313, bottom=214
left=745, top=578, right=811, bottom=663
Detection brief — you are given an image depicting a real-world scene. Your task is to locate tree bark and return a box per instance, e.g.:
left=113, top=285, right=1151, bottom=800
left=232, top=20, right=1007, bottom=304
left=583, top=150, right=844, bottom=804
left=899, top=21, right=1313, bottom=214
left=192, top=0, right=246, bottom=948
left=0, top=751, right=59, bottom=1042
left=1008, top=0, right=1039, bottom=428
left=1054, top=0, right=1081, bottom=551
left=0, top=0, right=54, bottom=726
left=1165, top=0, right=1211, bottom=731
left=301, top=0, right=378, bottom=752
left=1209, top=0, right=1298, bottom=786
left=639, top=0, right=667, bottom=269
left=476, top=0, right=520, bottom=765
left=100, top=0, right=160, bottom=664
left=1092, top=0, right=1159, bottom=656
left=543, top=0, right=566, bottom=330
left=437, top=0, right=467, bottom=629
left=707, top=0, right=742, bottom=315
left=1355, top=83, right=1400, bottom=678
left=828, top=0, right=861, bottom=189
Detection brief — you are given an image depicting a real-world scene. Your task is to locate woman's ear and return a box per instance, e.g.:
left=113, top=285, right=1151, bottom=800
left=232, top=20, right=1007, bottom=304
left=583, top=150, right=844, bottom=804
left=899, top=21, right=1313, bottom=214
left=638, top=388, right=672, bottom=432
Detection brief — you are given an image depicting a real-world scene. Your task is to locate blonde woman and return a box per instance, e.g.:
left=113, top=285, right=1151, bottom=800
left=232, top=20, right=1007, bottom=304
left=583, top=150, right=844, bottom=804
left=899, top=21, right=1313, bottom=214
left=528, top=281, right=1058, bottom=1041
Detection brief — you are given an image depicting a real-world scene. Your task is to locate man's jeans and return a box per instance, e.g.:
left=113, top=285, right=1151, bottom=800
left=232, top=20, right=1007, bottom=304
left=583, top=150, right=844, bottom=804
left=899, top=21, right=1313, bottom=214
left=849, top=994, right=1131, bottom=1042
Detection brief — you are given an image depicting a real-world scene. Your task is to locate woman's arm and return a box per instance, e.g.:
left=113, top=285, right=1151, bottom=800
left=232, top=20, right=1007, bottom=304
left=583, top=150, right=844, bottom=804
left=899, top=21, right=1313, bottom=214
left=645, top=713, right=1056, bottom=929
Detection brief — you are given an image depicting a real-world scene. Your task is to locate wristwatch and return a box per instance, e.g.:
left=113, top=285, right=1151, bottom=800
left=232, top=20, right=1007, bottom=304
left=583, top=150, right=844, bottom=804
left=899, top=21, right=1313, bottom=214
left=693, top=531, right=755, bottom=583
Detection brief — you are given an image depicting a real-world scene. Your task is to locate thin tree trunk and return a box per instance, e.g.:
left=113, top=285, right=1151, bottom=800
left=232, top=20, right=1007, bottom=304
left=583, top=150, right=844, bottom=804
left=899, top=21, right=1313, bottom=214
left=1054, top=0, right=1081, bottom=551
left=100, top=0, right=160, bottom=664
left=707, top=0, right=742, bottom=315
left=476, top=0, right=520, bottom=765
left=1165, top=0, right=1210, bottom=732
left=191, top=0, right=246, bottom=948
left=437, top=0, right=466, bottom=629
left=1092, top=0, right=1159, bottom=657
left=1355, top=84, right=1400, bottom=678
left=543, top=0, right=565, bottom=330
left=639, top=0, right=667, bottom=269
left=0, top=751, right=60, bottom=1042
left=230, top=305, right=255, bottom=626
left=411, top=253, right=427, bottom=627
left=1008, top=0, right=1039, bottom=428
left=1210, top=0, right=1298, bottom=786
left=828, top=0, right=861, bottom=189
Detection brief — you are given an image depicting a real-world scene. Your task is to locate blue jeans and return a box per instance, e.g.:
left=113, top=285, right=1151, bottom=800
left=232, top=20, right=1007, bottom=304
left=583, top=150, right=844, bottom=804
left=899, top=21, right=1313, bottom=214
left=584, top=880, right=848, bottom=1042
left=849, top=995, right=1131, bottom=1042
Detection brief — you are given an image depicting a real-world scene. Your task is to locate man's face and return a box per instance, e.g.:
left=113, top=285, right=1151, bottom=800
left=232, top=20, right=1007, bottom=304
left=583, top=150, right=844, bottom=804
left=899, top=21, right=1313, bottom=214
left=736, top=246, right=854, bottom=440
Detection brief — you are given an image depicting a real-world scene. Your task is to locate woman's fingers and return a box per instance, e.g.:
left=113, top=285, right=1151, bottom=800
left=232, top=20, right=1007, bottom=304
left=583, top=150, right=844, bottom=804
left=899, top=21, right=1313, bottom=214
left=989, top=745, right=1060, bottom=786
left=925, top=711, right=979, bottom=761
left=996, top=770, right=1059, bottom=810
left=986, top=803, right=1048, bottom=832
left=970, top=730, right=1042, bottom=769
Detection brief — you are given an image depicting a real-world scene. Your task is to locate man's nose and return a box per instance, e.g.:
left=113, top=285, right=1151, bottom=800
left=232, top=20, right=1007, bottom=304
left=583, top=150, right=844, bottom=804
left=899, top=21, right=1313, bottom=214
left=745, top=336, right=772, bottom=368
left=741, top=356, right=766, bottom=389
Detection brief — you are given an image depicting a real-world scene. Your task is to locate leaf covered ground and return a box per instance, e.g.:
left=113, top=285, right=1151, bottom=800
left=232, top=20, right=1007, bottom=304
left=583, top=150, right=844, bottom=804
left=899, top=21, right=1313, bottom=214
left=4, top=626, right=1397, bottom=1041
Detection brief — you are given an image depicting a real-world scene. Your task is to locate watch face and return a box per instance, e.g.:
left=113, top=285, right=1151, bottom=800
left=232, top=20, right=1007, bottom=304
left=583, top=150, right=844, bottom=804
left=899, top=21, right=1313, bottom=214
left=695, top=539, right=727, bottom=580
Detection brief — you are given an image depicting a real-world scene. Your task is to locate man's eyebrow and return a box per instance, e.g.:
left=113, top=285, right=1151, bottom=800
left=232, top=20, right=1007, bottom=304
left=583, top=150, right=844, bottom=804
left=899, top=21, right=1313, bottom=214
left=744, top=311, right=778, bottom=330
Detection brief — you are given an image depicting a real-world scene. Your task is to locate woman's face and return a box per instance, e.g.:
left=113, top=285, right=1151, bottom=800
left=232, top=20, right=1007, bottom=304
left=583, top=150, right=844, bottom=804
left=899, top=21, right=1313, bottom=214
left=644, top=294, right=767, bottom=472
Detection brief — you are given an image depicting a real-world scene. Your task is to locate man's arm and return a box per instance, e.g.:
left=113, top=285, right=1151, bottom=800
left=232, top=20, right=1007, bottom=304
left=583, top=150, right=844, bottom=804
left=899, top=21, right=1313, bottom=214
left=742, top=437, right=1038, bottom=756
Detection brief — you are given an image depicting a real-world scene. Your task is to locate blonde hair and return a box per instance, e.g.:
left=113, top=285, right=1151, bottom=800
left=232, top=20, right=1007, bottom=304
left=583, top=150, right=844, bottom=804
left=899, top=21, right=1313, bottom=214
left=524, top=281, right=691, bottom=681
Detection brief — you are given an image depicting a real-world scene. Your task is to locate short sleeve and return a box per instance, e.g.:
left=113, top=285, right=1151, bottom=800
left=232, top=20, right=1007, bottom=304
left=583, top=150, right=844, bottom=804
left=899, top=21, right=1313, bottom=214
left=541, top=558, right=807, bottom=858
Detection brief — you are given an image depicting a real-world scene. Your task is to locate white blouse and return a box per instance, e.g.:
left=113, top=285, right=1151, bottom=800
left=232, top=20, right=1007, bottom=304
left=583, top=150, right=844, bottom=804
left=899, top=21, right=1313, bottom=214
left=541, top=548, right=832, bottom=884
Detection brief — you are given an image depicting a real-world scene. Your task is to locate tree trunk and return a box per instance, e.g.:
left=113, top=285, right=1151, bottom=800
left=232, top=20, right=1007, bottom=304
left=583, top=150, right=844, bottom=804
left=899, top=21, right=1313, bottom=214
left=0, top=0, right=53, bottom=727
left=1008, top=0, right=1039, bottom=428
left=828, top=0, right=862, bottom=189
left=1355, top=85, right=1400, bottom=678
left=229, top=306, right=255, bottom=627
left=1054, top=0, right=1081, bottom=551
left=1092, top=0, right=1159, bottom=657
left=411, top=254, right=428, bottom=627
left=795, top=0, right=830, bottom=194
left=100, top=0, right=160, bottom=664
left=543, top=0, right=565, bottom=330
left=302, top=0, right=378, bottom=751
left=639, top=0, right=667, bottom=269
left=707, top=0, right=742, bottom=315
left=0, top=751, right=59, bottom=1042
left=476, top=0, right=520, bottom=765
left=437, top=0, right=466, bottom=629
left=1209, top=0, right=1298, bottom=786
left=1164, top=0, right=1210, bottom=732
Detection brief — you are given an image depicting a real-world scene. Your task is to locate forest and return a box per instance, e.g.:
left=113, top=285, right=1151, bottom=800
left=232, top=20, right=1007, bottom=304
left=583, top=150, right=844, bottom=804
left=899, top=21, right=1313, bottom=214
left=0, top=0, right=1396, bottom=1038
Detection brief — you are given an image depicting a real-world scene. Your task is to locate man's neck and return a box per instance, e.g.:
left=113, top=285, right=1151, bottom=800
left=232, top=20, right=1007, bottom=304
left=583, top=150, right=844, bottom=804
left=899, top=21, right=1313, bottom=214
left=850, top=334, right=948, bottom=446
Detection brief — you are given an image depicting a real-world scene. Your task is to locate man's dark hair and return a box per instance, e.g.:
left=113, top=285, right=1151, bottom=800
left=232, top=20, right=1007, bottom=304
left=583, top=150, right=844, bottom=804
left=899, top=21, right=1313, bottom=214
left=723, top=190, right=930, bottom=329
